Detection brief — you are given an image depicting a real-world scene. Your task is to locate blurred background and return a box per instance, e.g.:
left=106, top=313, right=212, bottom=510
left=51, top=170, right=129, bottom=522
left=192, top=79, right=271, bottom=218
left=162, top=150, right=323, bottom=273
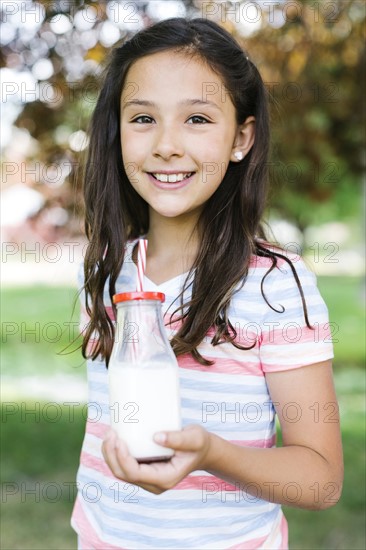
left=1, top=1, right=365, bottom=548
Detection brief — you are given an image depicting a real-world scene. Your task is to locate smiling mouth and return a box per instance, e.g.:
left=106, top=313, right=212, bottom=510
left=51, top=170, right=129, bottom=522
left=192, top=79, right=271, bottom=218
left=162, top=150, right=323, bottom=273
left=149, top=172, right=194, bottom=183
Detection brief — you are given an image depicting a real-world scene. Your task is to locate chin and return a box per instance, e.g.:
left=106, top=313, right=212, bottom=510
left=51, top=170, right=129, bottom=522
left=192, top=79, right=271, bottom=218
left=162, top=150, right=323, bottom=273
left=150, top=203, right=192, bottom=218
left=155, top=210, right=188, bottom=218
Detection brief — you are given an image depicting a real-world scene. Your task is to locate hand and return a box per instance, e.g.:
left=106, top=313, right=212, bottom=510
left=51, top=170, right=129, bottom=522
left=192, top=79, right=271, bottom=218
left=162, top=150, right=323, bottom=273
left=102, top=424, right=212, bottom=494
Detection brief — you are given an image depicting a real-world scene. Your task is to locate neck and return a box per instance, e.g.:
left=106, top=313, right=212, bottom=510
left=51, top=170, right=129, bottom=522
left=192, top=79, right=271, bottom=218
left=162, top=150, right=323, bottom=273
left=145, top=210, right=200, bottom=265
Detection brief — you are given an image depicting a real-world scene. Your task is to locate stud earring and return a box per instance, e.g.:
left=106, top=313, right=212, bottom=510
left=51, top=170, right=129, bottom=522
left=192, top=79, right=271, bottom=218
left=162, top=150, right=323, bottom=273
left=234, top=151, right=243, bottom=161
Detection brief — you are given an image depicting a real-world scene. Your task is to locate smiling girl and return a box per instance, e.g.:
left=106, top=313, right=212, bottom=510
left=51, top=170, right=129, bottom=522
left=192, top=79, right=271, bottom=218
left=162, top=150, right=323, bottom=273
left=71, top=17, right=343, bottom=549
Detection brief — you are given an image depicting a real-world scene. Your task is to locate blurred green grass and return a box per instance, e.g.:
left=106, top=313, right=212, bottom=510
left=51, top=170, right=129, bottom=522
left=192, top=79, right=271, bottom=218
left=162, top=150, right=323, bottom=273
left=1, top=285, right=85, bottom=377
left=284, top=366, right=365, bottom=549
left=1, top=403, right=85, bottom=549
left=316, top=276, right=365, bottom=368
left=1, top=373, right=364, bottom=550
left=1, top=277, right=365, bottom=549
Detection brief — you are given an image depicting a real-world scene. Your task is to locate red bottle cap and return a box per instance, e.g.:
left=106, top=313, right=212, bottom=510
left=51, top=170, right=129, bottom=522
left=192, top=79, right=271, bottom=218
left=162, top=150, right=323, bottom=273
left=113, top=291, right=165, bottom=304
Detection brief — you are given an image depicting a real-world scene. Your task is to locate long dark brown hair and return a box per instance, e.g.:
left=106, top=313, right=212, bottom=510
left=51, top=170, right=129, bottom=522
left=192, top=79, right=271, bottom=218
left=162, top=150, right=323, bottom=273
left=82, top=17, right=311, bottom=366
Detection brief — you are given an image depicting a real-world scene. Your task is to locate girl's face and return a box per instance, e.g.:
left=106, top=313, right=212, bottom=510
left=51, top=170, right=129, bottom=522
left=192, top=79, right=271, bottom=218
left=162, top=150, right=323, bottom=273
left=120, top=50, right=254, bottom=221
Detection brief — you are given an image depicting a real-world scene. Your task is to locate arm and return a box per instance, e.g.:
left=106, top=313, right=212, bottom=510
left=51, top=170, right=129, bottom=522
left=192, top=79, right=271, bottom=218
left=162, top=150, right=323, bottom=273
left=203, top=359, right=343, bottom=510
left=102, top=359, right=343, bottom=509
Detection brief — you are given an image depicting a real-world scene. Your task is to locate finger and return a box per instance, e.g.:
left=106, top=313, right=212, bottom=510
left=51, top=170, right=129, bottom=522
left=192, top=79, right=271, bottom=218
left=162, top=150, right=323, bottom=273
left=153, top=425, right=206, bottom=452
left=101, top=429, right=117, bottom=464
left=104, top=435, right=185, bottom=490
left=105, top=448, right=165, bottom=494
left=102, top=434, right=133, bottom=480
left=104, top=438, right=171, bottom=492
left=113, top=438, right=143, bottom=480
left=102, top=430, right=165, bottom=482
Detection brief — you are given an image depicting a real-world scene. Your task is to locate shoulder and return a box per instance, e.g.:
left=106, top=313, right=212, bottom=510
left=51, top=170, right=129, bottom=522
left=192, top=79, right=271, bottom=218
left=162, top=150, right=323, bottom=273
left=246, top=243, right=329, bottom=324
left=252, top=245, right=334, bottom=370
left=228, top=245, right=315, bottom=324
left=249, top=242, right=316, bottom=288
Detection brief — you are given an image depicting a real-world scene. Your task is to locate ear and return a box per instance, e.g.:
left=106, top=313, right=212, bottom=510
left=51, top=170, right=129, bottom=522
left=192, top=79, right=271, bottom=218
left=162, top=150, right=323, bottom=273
left=230, top=116, right=255, bottom=162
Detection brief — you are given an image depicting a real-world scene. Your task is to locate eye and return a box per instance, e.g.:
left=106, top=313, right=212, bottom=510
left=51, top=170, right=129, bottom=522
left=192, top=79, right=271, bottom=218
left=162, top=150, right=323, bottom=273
left=187, top=115, right=210, bottom=124
left=131, top=115, right=154, bottom=124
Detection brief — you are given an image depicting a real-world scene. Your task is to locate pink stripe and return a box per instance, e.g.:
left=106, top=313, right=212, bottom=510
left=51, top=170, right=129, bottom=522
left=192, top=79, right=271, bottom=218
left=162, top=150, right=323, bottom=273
left=86, top=419, right=110, bottom=438
left=72, top=496, right=125, bottom=549
left=81, top=451, right=113, bottom=476
left=228, top=534, right=267, bottom=549
left=177, top=353, right=263, bottom=375
left=260, top=324, right=332, bottom=346
left=230, top=434, right=276, bottom=448
left=166, top=318, right=264, bottom=375
left=174, top=475, right=242, bottom=491
left=280, top=513, right=289, bottom=549
left=85, top=339, right=99, bottom=355
left=202, top=326, right=261, bottom=347
left=78, top=537, right=91, bottom=550
left=228, top=511, right=288, bottom=549
left=105, top=306, right=115, bottom=321
left=248, top=254, right=293, bottom=269
left=165, top=318, right=260, bottom=347
left=262, top=355, right=330, bottom=374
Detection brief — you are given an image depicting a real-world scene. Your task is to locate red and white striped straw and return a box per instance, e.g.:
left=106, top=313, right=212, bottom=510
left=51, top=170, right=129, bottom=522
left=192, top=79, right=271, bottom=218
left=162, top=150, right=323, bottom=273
left=136, top=238, right=148, bottom=292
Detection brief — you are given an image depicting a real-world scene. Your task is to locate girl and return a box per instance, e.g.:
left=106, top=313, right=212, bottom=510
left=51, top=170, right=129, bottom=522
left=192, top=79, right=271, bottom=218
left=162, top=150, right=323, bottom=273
left=71, top=17, right=343, bottom=549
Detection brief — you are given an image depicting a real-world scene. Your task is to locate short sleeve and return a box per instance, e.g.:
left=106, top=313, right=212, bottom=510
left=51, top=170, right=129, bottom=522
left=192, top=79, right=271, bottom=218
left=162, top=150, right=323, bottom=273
left=259, top=256, right=334, bottom=372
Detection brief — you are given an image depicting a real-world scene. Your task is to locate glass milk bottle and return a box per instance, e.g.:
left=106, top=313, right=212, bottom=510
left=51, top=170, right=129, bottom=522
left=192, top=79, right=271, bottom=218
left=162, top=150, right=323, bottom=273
left=108, top=291, right=181, bottom=462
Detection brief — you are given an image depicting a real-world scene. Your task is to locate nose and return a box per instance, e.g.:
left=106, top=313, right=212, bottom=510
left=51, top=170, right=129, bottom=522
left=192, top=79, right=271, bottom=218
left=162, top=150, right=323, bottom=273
left=152, top=123, right=184, bottom=160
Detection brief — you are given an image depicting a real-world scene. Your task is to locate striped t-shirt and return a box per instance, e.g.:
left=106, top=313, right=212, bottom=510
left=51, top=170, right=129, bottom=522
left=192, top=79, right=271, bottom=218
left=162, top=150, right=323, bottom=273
left=71, top=239, right=333, bottom=549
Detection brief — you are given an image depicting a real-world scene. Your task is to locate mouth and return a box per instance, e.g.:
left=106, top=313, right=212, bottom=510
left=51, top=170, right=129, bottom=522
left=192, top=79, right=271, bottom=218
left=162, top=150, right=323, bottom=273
left=149, top=172, right=195, bottom=183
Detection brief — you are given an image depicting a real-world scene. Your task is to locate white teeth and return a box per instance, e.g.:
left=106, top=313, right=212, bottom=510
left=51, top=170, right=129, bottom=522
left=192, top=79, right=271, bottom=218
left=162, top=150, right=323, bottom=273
left=152, top=172, right=192, bottom=183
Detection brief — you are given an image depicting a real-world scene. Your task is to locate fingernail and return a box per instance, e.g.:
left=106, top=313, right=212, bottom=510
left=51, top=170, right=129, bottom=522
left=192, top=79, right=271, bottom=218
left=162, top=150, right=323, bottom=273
left=154, top=432, right=167, bottom=444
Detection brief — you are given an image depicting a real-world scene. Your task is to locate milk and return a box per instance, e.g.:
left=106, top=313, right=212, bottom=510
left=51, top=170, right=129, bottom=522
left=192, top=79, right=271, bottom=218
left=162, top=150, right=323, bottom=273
left=108, top=363, right=181, bottom=461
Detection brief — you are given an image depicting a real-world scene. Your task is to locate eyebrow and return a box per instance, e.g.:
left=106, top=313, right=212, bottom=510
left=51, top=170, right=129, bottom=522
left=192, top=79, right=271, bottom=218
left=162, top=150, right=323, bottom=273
left=123, top=99, right=222, bottom=111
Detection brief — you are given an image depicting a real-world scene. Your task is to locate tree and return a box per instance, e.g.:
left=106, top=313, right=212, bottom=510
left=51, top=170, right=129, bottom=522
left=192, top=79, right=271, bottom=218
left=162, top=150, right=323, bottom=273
left=1, top=0, right=364, bottom=233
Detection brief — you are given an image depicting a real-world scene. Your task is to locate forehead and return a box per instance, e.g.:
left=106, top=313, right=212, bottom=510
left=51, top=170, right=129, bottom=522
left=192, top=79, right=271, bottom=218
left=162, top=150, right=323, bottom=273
left=121, top=50, right=230, bottom=107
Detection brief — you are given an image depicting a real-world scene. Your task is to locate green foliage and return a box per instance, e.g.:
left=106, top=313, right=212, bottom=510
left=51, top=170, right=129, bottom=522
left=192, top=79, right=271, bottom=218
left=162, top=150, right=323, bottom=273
left=240, top=0, right=365, bottom=227
left=1, top=0, right=364, bottom=228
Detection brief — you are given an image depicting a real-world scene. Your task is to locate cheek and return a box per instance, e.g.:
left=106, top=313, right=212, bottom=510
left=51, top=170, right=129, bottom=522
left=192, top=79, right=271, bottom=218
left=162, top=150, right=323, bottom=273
left=120, top=125, right=143, bottom=157
left=121, top=141, right=145, bottom=182
left=120, top=132, right=134, bottom=159
left=120, top=136, right=141, bottom=187
left=197, top=139, right=231, bottom=178
left=200, top=132, right=233, bottom=158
